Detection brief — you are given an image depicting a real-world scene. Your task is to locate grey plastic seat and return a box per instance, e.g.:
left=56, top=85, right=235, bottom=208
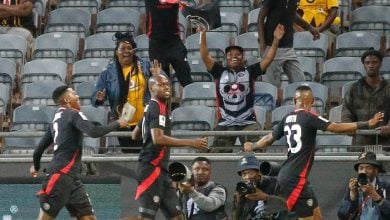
left=57, top=0, right=100, bottom=14
left=336, top=31, right=381, bottom=57
left=83, top=33, right=116, bottom=58
left=293, top=32, right=328, bottom=65
left=72, top=58, right=110, bottom=85
left=96, top=8, right=140, bottom=35
left=178, top=12, right=188, bottom=41
left=46, top=8, right=91, bottom=39
left=380, top=57, right=390, bottom=80
left=387, top=35, right=390, bottom=57
left=316, top=134, right=352, bottom=152
left=22, top=80, right=66, bottom=106
left=247, top=8, right=260, bottom=32
left=106, top=0, right=146, bottom=13
left=134, top=34, right=149, bottom=61
left=0, top=83, right=10, bottom=114
left=321, top=57, right=365, bottom=106
left=186, top=32, right=230, bottom=63
left=254, top=81, right=277, bottom=112
left=80, top=105, right=108, bottom=154
left=282, top=82, right=328, bottom=115
left=218, top=0, right=251, bottom=14
left=350, top=6, right=390, bottom=35
left=210, top=11, right=242, bottom=38
left=171, top=105, right=215, bottom=153
left=22, top=59, right=67, bottom=87
left=297, top=56, right=317, bottom=81
left=365, top=0, right=390, bottom=6
left=0, top=34, right=28, bottom=66
left=235, top=32, right=260, bottom=58
left=33, top=32, right=79, bottom=64
left=0, top=58, right=17, bottom=89
left=254, top=105, right=267, bottom=130
left=75, top=81, right=96, bottom=106
left=329, top=105, right=342, bottom=122
left=271, top=105, right=295, bottom=126
left=182, top=82, right=216, bottom=107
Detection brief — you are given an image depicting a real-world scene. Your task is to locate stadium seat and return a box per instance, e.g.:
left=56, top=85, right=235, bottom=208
left=329, top=105, right=342, bottom=122
left=21, top=59, right=67, bottom=87
left=0, top=83, right=10, bottom=115
left=350, top=6, right=390, bottom=35
left=96, top=7, right=140, bottom=35
left=171, top=105, right=215, bottom=153
left=293, top=31, right=328, bottom=65
left=235, top=32, right=260, bottom=58
left=181, top=82, right=216, bottom=107
left=321, top=57, right=365, bottom=106
left=336, top=31, right=381, bottom=57
left=186, top=32, right=230, bottom=63
left=178, top=12, right=188, bottom=41
left=297, top=56, right=317, bottom=81
left=106, top=0, right=146, bottom=13
left=254, top=105, right=267, bottom=130
left=210, top=11, right=242, bottom=38
left=83, top=33, right=116, bottom=59
left=80, top=105, right=108, bottom=154
left=75, top=81, right=96, bottom=106
left=32, top=32, right=79, bottom=64
left=387, top=35, right=390, bottom=57
left=187, top=55, right=208, bottom=74
left=57, top=0, right=100, bottom=14
left=134, top=34, right=149, bottom=61
left=316, top=134, right=352, bottom=152
left=72, top=58, right=109, bottom=85
left=0, top=58, right=17, bottom=90
left=0, top=34, right=28, bottom=66
left=254, top=81, right=277, bottom=112
left=218, top=0, right=251, bottom=14
left=271, top=105, right=295, bottom=127
left=22, top=80, right=65, bottom=106
left=365, top=0, right=390, bottom=6
left=247, top=8, right=260, bottom=32
left=380, top=57, right=390, bottom=79
left=45, top=8, right=91, bottom=39
left=282, top=82, right=328, bottom=115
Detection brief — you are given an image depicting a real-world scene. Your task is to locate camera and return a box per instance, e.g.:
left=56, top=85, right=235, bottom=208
left=357, top=173, right=369, bottom=186
left=168, top=162, right=192, bottom=182
left=259, top=161, right=281, bottom=176
left=236, top=181, right=257, bottom=195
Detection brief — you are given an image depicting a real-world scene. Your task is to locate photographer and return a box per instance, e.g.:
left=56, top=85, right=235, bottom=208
left=178, top=157, right=228, bottom=220
left=233, top=155, right=288, bottom=220
left=338, top=152, right=390, bottom=219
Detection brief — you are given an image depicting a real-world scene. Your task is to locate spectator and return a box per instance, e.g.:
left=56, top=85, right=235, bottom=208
left=145, top=0, right=193, bottom=87
left=131, top=73, right=208, bottom=220
left=341, top=48, right=390, bottom=150
left=0, top=0, right=35, bottom=48
left=232, top=154, right=289, bottom=220
left=199, top=24, right=285, bottom=153
left=91, top=32, right=153, bottom=153
left=30, top=85, right=128, bottom=220
left=258, top=0, right=320, bottom=90
left=337, top=151, right=390, bottom=219
left=178, top=156, right=228, bottom=220
left=243, top=85, right=384, bottom=219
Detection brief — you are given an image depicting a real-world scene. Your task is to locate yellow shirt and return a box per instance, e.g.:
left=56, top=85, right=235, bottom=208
left=122, top=65, right=146, bottom=126
left=298, top=0, right=339, bottom=27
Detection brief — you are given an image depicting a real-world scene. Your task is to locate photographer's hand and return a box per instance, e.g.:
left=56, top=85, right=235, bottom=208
left=179, top=182, right=194, bottom=194
left=245, top=188, right=269, bottom=201
left=359, top=184, right=382, bottom=202
left=349, top=178, right=358, bottom=201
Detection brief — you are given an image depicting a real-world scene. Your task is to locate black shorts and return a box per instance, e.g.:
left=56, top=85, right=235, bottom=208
left=37, top=173, right=93, bottom=218
left=136, top=163, right=181, bottom=219
left=278, top=178, right=318, bottom=218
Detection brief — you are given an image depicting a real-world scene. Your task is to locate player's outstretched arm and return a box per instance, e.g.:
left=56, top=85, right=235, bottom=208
left=151, top=128, right=208, bottom=150
left=243, top=133, right=275, bottom=152
left=327, top=112, right=384, bottom=133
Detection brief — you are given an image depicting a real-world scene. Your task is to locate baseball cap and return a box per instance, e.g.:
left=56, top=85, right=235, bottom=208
left=237, top=155, right=260, bottom=175
left=225, top=45, right=244, bottom=54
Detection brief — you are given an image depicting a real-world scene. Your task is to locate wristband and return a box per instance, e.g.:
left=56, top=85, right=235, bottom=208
left=252, top=142, right=257, bottom=151
left=356, top=121, right=369, bottom=129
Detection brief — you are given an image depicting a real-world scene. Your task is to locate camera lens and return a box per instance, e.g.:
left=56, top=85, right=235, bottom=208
left=357, top=173, right=368, bottom=185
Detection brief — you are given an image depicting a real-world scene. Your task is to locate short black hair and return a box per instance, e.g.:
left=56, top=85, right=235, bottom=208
left=114, top=32, right=137, bottom=49
left=361, top=48, right=383, bottom=64
left=191, top=157, right=211, bottom=166
left=52, top=85, right=70, bottom=105
left=296, top=84, right=312, bottom=92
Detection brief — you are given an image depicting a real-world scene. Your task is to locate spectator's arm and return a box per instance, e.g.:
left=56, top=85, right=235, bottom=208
left=295, top=13, right=320, bottom=40
left=199, top=29, right=215, bottom=71
left=257, top=6, right=269, bottom=54
left=189, top=186, right=226, bottom=212
left=0, top=0, right=34, bottom=18
left=259, top=24, right=284, bottom=71
left=318, top=7, right=338, bottom=32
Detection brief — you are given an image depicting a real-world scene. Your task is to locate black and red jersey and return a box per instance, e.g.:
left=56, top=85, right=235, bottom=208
left=272, top=109, right=331, bottom=183
left=139, top=99, right=171, bottom=170
left=145, top=0, right=181, bottom=41
left=33, top=107, right=119, bottom=177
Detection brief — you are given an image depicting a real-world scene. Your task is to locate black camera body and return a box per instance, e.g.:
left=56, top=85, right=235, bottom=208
left=236, top=181, right=257, bottom=195
left=357, top=173, right=369, bottom=186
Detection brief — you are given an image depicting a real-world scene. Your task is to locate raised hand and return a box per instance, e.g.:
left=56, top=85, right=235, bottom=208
left=273, top=24, right=285, bottom=41
left=150, top=59, right=162, bottom=76
left=96, top=88, right=106, bottom=102
left=368, top=112, right=384, bottom=128
left=117, top=118, right=129, bottom=128
left=30, top=165, right=38, bottom=178
left=192, top=137, right=208, bottom=150
left=243, top=142, right=254, bottom=152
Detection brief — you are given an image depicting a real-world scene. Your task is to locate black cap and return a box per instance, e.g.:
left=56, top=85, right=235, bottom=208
left=225, top=45, right=244, bottom=54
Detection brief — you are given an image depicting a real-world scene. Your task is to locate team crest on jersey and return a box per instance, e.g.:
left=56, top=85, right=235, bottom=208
left=79, top=112, right=88, bottom=120
left=42, top=202, right=51, bottom=211
left=153, top=195, right=160, bottom=203
left=307, top=199, right=314, bottom=207
left=159, top=115, right=166, bottom=127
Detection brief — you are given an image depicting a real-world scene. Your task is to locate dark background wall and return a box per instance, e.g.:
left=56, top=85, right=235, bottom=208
left=0, top=155, right=389, bottom=219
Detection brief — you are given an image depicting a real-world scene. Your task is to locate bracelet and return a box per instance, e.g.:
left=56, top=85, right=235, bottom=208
left=252, top=142, right=257, bottom=151
left=356, top=121, right=369, bottom=129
